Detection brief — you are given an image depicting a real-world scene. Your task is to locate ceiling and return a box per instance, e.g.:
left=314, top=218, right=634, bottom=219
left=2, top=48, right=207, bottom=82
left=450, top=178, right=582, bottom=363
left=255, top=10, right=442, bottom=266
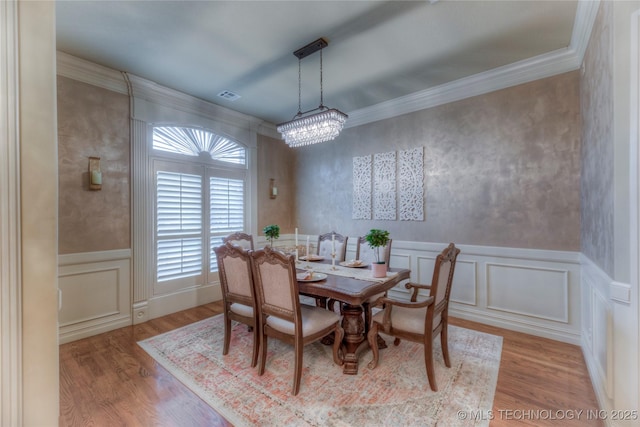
left=56, top=1, right=582, bottom=128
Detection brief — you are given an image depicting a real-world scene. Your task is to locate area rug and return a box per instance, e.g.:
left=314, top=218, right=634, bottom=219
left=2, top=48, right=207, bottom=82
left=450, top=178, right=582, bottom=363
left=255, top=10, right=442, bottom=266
left=138, top=314, right=502, bottom=427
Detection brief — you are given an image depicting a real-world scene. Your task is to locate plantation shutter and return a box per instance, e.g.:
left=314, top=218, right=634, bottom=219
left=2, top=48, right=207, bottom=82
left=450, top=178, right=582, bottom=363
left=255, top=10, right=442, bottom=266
left=156, top=171, right=203, bottom=281
left=209, top=176, right=245, bottom=271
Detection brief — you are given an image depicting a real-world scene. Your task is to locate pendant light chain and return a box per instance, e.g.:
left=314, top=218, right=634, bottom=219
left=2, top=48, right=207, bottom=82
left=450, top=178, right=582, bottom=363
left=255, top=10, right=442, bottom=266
left=320, top=48, right=324, bottom=108
left=297, top=58, right=302, bottom=115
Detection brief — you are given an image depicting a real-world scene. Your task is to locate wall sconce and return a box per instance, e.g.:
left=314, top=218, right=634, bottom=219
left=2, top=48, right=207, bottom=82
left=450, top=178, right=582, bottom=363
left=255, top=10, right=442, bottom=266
left=269, top=178, right=277, bottom=199
left=89, top=156, right=102, bottom=191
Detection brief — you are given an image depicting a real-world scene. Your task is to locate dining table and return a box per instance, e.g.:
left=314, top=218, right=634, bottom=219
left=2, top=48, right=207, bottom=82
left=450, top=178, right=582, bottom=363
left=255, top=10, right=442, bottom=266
left=295, top=256, right=411, bottom=375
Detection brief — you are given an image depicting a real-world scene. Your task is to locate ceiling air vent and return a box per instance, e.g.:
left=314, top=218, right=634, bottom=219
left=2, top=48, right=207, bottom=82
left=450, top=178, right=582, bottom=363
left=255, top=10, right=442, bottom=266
left=217, top=90, right=241, bottom=101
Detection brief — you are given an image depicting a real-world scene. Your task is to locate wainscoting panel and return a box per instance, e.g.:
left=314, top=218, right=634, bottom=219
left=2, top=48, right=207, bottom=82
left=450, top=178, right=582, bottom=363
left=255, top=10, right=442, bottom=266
left=486, top=263, right=569, bottom=323
left=451, top=260, right=478, bottom=306
left=580, top=254, right=614, bottom=407
left=58, top=249, right=132, bottom=344
left=378, top=240, right=582, bottom=344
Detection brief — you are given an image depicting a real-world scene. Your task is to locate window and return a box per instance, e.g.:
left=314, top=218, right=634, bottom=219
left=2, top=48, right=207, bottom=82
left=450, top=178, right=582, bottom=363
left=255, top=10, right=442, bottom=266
left=152, top=126, right=247, bottom=291
left=153, top=126, right=246, bottom=165
left=209, top=176, right=244, bottom=271
left=156, top=171, right=203, bottom=282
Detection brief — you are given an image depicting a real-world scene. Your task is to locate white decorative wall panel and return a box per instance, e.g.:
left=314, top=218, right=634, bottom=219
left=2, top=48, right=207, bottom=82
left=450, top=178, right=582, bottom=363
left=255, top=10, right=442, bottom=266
left=398, top=147, right=424, bottom=221
left=373, top=151, right=396, bottom=220
left=593, top=290, right=610, bottom=394
left=414, top=255, right=476, bottom=306
left=379, top=241, right=580, bottom=344
left=58, top=250, right=132, bottom=343
left=59, top=268, right=120, bottom=324
left=486, top=263, right=569, bottom=322
left=352, top=155, right=372, bottom=219
left=450, top=260, right=477, bottom=306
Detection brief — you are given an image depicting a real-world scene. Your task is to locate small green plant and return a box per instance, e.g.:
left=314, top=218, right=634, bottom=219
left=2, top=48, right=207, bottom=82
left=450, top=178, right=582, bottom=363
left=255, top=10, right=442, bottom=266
left=365, top=229, right=390, bottom=264
left=263, top=224, right=280, bottom=247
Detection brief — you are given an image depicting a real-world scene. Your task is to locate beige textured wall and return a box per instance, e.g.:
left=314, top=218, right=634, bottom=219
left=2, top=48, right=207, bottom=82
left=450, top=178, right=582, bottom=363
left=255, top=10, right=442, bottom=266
left=257, top=134, right=296, bottom=235
left=57, top=76, right=130, bottom=254
left=19, top=1, right=60, bottom=424
left=580, top=1, right=614, bottom=276
left=295, top=72, right=581, bottom=251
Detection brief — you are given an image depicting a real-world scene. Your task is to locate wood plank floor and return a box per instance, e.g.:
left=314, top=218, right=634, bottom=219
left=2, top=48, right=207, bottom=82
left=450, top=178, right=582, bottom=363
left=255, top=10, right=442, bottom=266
left=59, top=302, right=602, bottom=426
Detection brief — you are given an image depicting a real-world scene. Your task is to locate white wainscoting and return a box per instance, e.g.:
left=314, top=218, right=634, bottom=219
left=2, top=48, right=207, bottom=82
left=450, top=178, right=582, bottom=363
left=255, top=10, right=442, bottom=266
left=276, top=236, right=583, bottom=344
left=580, top=254, right=615, bottom=420
left=382, top=241, right=582, bottom=344
left=58, top=249, right=132, bottom=344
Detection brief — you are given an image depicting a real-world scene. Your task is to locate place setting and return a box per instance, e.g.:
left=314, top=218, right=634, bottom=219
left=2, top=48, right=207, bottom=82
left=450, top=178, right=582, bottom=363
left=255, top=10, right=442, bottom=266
left=339, top=259, right=368, bottom=268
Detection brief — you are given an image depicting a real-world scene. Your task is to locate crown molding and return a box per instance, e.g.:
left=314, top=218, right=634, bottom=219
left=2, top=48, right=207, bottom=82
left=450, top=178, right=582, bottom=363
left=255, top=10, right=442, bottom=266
left=55, top=0, right=600, bottom=136
left=124, top=73, right=275, bottom=137
left=56, top=51, right=128, bottom=94
left=56, top=51, right=280, bottom=138
left=345, top=0, right=600, bottom=129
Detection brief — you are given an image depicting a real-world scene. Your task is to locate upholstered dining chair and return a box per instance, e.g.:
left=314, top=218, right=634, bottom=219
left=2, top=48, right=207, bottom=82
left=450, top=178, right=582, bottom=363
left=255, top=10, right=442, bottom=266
left=367, top=243, right=460, bottom=391
left=222, top=232, right=254, bottom=251
left=214, top=242, right=259, bottom=367
left=356, top=236, right=393, bottom=337
left=250, top=246, right=344, bottom=395
left=316, top=231, right=347, bottom=262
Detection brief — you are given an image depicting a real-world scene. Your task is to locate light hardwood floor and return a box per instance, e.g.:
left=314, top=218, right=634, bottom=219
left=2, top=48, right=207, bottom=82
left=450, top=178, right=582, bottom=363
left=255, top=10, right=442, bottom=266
left=59, top=301, right=602, bottom=426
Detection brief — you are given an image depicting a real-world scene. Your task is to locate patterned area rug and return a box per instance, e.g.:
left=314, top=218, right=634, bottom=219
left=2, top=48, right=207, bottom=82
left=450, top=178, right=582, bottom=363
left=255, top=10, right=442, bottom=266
left=138, top=314, right=502, bottom=427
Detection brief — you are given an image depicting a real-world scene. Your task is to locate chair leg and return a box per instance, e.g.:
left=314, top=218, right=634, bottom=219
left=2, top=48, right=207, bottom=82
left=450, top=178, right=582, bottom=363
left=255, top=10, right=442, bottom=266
left=223, top=314, right=231, bottom=355
left=332, top=325, right=344, bottom=366
left=424, top=338, right=437, bottom=391
left=393, top=338, right=401, bottom=346
left=258, top=334, right=268, bottom=375
left=441, top=324, right=451, bottom=368
left=367, top=322, right=380, bottom=369
left=292, top=340, right=303, bottom=396
left=250, top=322, right=259, bottom=368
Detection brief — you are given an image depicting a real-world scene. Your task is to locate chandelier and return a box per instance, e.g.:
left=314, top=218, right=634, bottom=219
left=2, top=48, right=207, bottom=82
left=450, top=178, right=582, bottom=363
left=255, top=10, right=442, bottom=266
left=277, top=38, right=348, bottom=148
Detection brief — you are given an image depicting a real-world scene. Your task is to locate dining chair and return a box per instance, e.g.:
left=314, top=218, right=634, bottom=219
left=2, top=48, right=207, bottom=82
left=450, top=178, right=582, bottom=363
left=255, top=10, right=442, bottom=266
left=222, top=232, right=254, bottom=251
left=356, top=236, right=393, bottom=337
left=316, top=231, right=347, bottom=261
left=367, top=243, right=460, bottom=391
left=250, top=246, right=344, bottom=395
left=214, top=242, right=259, bottom=367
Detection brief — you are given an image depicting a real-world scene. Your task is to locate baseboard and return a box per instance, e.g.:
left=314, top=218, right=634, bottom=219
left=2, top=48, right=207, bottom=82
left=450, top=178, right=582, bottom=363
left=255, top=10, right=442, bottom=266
left=146, top=283, right=223, bottom=322
left=450, top=306, right=581, bottom=345
left=59, top=314, right=132, bottom=345
left=582, top=336, right=615, bottom=427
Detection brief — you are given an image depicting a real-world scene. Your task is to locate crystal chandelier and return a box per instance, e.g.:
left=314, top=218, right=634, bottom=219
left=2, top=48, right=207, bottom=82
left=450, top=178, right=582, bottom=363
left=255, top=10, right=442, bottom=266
left=277, top=38, right=348, bottom=148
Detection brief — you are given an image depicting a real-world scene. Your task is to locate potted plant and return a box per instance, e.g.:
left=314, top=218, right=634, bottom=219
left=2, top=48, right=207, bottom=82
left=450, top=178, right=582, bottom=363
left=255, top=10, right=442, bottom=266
left=263, top=224, right=280, bottom=247
left=365, top=229, right=390, bottom=278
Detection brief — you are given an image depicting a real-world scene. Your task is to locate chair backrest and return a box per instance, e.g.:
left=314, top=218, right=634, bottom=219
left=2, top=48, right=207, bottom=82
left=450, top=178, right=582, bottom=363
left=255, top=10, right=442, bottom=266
left=251, top=246, right=300, bottom=325
left=427, top=243, right=460, bottom=330
left=214, top=242, right=255, bottom=307
left=317, top=232, right=347, bottom=261
left=355, top=236, right=392, bottom=266
left=223, top=232, right=254, bottom=251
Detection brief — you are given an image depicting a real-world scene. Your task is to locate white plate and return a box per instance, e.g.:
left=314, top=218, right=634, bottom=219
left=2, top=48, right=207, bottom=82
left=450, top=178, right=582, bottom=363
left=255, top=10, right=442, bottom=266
left=296, top=272, right=328, bottom=282
left=340, top=261, right=368, bottom=268
left=300, top=255, right=324, bottom=261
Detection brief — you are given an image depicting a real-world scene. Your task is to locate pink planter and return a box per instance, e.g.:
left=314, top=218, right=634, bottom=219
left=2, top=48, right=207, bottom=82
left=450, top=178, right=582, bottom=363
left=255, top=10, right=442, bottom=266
left=372, top=262, right=387, bottom=278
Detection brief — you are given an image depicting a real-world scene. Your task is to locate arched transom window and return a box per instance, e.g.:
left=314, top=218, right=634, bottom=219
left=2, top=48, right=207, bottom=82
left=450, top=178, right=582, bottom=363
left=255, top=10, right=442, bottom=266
left=153, top=126, right=246, bottom=165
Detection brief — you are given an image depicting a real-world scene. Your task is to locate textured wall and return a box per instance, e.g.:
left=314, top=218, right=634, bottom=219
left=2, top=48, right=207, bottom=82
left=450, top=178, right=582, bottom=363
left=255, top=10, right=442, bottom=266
left=57, top=76, right=130, bottom=254
left=580, top=1, right=614, bottom=276
left=295, top=72, right=581, bottom=251
left=257, top=134, right=296, bottom=234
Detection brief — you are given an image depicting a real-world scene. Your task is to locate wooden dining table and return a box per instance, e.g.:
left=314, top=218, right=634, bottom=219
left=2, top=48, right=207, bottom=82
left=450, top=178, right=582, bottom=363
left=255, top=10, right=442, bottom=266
left=296, top=259, right=410, bottom=375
